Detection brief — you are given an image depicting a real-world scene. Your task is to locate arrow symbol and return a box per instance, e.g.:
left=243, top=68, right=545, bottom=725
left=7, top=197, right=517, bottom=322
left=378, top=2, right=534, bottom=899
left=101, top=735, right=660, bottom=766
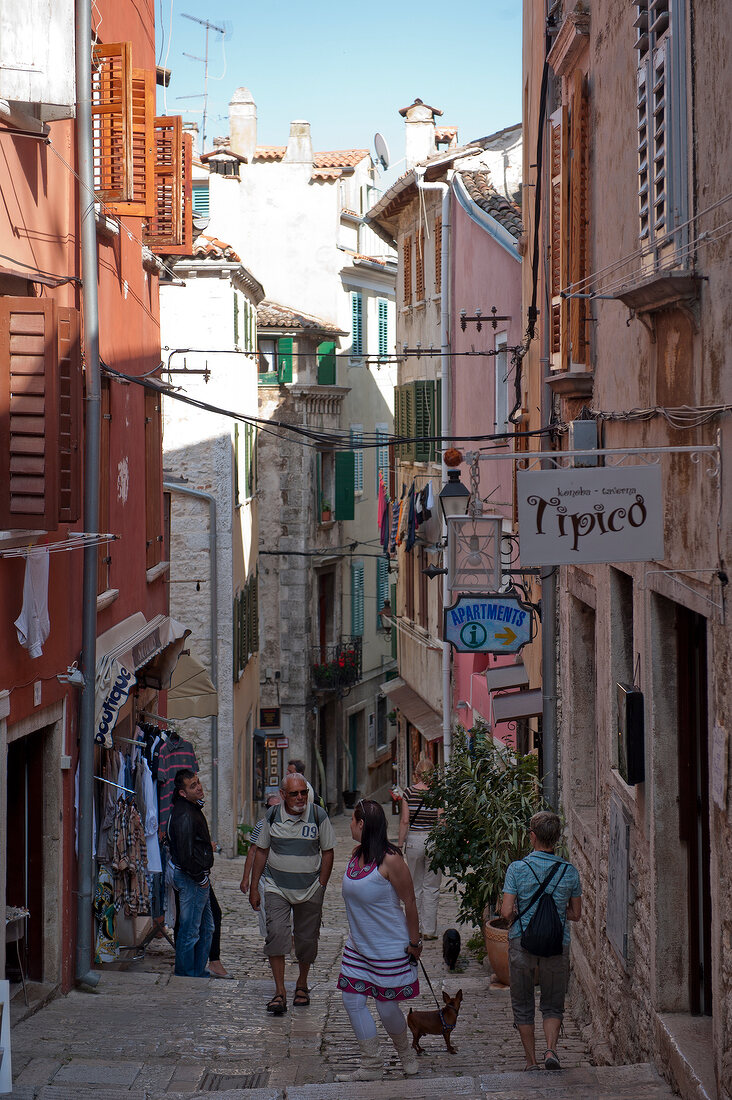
left=495, top=626, right=517, bottom=646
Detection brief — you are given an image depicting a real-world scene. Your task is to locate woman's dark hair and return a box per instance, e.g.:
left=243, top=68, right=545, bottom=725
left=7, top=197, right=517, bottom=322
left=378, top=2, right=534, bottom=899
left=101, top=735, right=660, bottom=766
left=173, top=768, right=196, bottom=798
left=354, top=799, right=401, bottom=865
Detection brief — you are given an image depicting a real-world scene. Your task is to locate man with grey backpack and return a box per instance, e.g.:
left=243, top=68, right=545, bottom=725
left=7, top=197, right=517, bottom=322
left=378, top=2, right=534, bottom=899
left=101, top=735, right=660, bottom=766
left=500, top=811, right=582, bottom=1072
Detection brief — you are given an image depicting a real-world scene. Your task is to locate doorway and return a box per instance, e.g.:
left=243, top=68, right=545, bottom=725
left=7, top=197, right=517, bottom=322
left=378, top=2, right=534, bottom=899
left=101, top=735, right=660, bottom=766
left=676, top=605, right=712, bottom=1016
left=6, top=728, right=46, bottom=982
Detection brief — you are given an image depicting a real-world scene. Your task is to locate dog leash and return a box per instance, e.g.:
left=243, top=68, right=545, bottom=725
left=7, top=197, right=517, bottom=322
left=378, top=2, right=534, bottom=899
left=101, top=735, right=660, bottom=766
left=417, top=957, right=456, bottom=1031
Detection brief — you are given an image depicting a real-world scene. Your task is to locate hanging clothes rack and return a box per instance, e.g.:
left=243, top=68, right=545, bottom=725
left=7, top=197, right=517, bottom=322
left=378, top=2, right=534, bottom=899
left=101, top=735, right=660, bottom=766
left=94, top=774, right=135, bottom=796
left=0, top=533, right=118, bottom=559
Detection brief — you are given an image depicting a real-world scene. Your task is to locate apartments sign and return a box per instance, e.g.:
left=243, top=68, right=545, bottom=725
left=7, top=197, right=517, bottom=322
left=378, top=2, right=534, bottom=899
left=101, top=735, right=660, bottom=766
left=517, top=466, right=663, bottom=566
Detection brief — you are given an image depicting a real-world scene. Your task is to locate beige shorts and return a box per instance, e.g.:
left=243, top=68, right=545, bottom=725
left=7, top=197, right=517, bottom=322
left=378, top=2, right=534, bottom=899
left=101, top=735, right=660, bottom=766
left=264, top=885, right=325, bottom=965
left=508, top=937, right=570, bottom=1026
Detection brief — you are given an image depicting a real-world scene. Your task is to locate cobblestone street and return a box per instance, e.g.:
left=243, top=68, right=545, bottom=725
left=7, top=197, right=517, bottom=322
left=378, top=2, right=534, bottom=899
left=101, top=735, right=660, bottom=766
left=9, top=811, right=674, bottom=1099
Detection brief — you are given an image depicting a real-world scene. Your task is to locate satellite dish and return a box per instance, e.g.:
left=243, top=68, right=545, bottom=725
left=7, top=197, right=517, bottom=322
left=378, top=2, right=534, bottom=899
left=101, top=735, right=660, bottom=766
left=374, top=132, right=391, bottom=171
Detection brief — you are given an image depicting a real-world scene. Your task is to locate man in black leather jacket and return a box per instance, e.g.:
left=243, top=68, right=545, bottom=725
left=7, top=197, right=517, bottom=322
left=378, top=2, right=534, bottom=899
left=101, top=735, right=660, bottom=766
left=167, top=769, right=214, bottom=977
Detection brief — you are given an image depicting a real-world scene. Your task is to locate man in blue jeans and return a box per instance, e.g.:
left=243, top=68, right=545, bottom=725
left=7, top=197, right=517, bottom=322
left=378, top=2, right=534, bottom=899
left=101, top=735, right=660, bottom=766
left=167, top=769, right=214, bottom=977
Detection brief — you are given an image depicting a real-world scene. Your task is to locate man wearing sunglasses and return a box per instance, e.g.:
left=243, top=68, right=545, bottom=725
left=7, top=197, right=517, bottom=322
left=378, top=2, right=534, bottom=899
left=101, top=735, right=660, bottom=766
left=249, top=771, right=335, bottom=1015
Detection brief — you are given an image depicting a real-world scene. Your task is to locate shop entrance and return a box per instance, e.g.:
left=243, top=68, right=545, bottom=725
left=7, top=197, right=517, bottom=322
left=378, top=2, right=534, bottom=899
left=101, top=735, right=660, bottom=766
left=676, top=606, right=712, bottom=1017
left=6, top=727, right=47, bottom=982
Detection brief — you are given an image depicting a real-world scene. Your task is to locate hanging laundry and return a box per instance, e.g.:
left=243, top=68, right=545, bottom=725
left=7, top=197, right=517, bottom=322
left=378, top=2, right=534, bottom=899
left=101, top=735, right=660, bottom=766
left=396, top=488, right=409, bottom=545
left=405, top=483, right=417, bottom=552
left=390, top=500, right=400, bottom=556
left=111, top=798, right=150, bottom=917
left=156, top=733, right=199, bottom=831
left=139, top=757, right=162, bottom=874
left=14, top=548, right=50, bottom=658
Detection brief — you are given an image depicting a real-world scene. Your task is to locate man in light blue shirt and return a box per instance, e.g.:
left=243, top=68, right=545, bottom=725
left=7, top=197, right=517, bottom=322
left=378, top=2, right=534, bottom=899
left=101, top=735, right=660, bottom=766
left=501, top=811, right=582, bottom=1072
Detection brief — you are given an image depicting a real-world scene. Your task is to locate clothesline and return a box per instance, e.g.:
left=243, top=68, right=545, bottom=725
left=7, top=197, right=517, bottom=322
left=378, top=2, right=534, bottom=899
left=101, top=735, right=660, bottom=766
left=0, top=533, right=117, bottom=559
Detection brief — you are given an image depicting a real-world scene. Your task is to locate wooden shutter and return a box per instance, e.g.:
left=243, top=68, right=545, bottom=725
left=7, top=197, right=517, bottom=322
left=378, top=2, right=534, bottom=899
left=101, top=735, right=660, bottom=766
left=91, top=43, right=133, bottom=203
left=569, top=71, right=590, bottom=365
left=144, top=388, right=163, bottom=568
left=98, top=379, right=111, bottom=594
left=143, top=115, right=183, bottom=248
left=403, top=235, right=412, bottom=303
left=317, top=339, right=336, bottom=384
left=377, top=298, right=388, bottom=357
left=166, top=132, right=194, bottom=255
left=105, top=67, right=154, bottom=216
left=278, top=336, right=293, bottom=383
left=435, top=377, right=442, bottom=461
left=351, top=292, right=363, bottom=357
left=414, top=380, right=435, bottom=462
left=434, top=215, right=442, bottom=290
left=402, top=381, right=416, bottom=462
left=350, top=426, right=364, bottom=492
left=334, top=451, right=355, bottom=521
left=415, top=227, right=425, bottom=300
left=351, top=560, right=365, bottom=636
left=57, top=307, right=82, bottom=523
left=0, top=298, right=58, bottom=530
left=549, top=107, right=569, bottom=369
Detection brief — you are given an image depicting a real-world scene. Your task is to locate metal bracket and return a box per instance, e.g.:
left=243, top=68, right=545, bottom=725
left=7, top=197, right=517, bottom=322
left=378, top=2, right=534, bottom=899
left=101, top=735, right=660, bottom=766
left=642, top=568, right=727, bottom=619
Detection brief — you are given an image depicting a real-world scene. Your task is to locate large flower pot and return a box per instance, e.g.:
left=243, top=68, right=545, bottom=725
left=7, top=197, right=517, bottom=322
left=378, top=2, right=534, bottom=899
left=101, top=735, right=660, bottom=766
left=342, top=789, right=360, bottom=809
left=483, top=914, right=510, bottom=986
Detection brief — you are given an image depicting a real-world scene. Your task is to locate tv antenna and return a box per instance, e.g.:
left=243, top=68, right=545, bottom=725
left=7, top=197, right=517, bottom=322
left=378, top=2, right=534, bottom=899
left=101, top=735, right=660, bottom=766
left=180, top=12, right=226, bottom=153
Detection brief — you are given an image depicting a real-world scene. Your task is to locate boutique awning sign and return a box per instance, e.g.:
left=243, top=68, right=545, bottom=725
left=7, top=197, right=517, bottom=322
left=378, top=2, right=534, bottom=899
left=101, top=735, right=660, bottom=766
left=517, top=466, right=663, bottom=566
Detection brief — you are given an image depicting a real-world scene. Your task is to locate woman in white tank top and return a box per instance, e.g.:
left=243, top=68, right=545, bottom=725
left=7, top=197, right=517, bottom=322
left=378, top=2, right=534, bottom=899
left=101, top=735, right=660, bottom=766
left=335, top=800, right=422, bottom=1082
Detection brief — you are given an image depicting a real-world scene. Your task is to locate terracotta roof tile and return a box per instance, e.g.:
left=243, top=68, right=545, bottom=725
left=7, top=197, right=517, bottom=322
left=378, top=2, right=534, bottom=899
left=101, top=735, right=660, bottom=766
left=257, top=299, right=345, bottom=335
left=192, top=234, right=241, bottom=262
left=254, top=146, right=287, bottom=161
left=459, top=171, right=523, bottom=239
left=312, top=167, right=344, bottom=181
left=313, top=149, right=370, bottom=168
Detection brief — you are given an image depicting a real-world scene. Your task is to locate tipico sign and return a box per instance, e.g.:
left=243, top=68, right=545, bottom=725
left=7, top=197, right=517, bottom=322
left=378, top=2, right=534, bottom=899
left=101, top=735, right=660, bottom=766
left=517, top=466, right=663, bottom=566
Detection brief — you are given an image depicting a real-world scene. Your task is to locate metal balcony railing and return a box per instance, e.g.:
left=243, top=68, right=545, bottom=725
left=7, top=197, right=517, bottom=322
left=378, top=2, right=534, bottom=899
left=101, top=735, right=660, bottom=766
left=311, top=637, right=363, bottom=692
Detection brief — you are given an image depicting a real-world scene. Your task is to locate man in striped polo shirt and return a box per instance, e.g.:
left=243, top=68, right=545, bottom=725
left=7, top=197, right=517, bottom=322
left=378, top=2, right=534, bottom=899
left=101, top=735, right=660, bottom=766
left=249, top=772, right=336, bottom=1015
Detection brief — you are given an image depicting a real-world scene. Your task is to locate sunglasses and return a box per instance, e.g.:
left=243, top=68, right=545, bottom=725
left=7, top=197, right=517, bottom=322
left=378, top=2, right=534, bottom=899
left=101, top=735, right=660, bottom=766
left=286, top=789, right=308, bottom=797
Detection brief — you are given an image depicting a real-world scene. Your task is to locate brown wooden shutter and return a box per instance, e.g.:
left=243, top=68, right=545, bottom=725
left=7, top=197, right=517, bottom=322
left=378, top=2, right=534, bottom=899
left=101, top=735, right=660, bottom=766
left=144, top=388, right=163, bottom=568
left=106, top=67, right=155, bottom=217
left=415, top=227, right=425, bottom=300
left=143, top=116, right=183, bottom=248
left=91, top=43, right=133, bottom=203
left=549, top=106, right=569, bottom=369
left=57, top=306, right=82, bottom=523
left=403, top=235, right=412, bottom=303
left=165, top=131, right=194, bottom=255
left=434, top=215, right=442, bottom=290
left=569, top=70, right=590, bottom=365
left=0, top=298, right=58, bottom=530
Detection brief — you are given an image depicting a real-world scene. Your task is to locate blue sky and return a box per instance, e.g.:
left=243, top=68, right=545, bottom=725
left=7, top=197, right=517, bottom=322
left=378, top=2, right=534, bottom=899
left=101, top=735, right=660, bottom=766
left=157, top=1, right=522, bottom=182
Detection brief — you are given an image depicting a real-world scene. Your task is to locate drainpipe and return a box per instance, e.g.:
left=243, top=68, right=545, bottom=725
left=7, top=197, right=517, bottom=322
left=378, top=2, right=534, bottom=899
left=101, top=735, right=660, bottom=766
left=75, top=0, right=102, bottom=988
left=164, top=483, right=219, bottom=840
left=415, top=170, right=452, bottom=763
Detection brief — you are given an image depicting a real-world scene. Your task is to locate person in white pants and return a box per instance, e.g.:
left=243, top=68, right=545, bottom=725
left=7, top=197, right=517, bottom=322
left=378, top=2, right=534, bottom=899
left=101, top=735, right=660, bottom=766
left=398, top=759, right=442, bottom=939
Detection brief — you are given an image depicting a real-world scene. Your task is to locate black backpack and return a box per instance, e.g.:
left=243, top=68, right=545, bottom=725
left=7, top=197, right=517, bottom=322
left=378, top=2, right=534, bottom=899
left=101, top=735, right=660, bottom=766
left=516, top=860, right=568, bottom=957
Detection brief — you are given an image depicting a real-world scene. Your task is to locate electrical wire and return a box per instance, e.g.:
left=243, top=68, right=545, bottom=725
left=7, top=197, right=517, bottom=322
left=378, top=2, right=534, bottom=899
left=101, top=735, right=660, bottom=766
left=0, top=251, right=81, bottom=286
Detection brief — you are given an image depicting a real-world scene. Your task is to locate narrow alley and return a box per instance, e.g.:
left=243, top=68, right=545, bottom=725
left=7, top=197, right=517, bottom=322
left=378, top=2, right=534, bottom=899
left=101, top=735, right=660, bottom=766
left=9, top=810, right=673, bottom=1100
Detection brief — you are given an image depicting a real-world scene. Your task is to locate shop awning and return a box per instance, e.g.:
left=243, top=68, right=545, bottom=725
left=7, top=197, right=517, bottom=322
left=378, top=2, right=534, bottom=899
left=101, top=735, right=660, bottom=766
left=167, top=652, right=218, bottom=719
left=97, top=612, right=189, bottom=676
left=492, top=688, right=543, bottom=723
left=484, top=662, right=530, bottom=692
left=380, top=677, right=443, bottom=742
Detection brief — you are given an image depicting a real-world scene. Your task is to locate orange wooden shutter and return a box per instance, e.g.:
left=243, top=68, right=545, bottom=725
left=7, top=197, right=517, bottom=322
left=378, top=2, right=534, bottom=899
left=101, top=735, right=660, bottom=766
left=91, top=43, right=133, bottom=203
left=0, top=298, right=59, bottom=530
left=57, top=306, right=82, bottom=523
left=143, top=116, right=183, bottom=248
left=569, top=70, right=590, bottom=365
left=165, top=132, right=193, bottom=255
left=107, top=67, right=155, bottom=217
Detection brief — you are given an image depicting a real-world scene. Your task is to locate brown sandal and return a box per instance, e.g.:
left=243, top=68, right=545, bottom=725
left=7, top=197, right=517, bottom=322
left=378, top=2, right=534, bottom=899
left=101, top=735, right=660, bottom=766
left=266, top=993, right=287, bottom=1015
left=293, top=986, right=310, bottom=1006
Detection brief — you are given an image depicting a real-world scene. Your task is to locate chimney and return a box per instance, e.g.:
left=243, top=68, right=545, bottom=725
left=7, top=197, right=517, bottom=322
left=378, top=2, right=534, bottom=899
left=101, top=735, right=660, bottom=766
left=399, top=98, right=442, bottom=169
left=283, top=120, right=314, bottom=164
left=229, top=87, right=257, bottom=161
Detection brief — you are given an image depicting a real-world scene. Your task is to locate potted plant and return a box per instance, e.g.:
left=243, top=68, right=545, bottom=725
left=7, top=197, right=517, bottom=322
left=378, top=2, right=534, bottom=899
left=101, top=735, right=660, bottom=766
left=321, top=500, right=332, bottom=522
left=426, top=722, right=548, bottom=984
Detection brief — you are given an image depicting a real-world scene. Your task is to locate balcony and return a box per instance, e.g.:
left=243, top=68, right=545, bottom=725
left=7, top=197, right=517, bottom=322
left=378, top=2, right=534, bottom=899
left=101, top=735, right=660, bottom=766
left=311, top=638, right=362, bottom=693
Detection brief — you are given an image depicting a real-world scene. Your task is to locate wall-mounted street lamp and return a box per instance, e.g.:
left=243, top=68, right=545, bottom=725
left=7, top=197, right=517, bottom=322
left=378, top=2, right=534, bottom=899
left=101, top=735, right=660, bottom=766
left=439, top=470, right=471, bottom=522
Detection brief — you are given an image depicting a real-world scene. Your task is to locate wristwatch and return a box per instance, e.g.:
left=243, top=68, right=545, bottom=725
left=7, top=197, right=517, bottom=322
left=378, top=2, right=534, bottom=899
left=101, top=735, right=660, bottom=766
left=409, top=938, right=423, bottom=949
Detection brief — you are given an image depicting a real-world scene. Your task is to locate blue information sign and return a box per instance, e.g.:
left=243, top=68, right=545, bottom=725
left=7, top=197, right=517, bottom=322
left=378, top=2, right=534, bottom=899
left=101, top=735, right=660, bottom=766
left=444, top=593, right=534, bottom=654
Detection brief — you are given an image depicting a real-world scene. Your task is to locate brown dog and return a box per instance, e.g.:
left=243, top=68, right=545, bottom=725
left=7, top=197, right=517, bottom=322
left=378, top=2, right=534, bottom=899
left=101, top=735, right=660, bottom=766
left=407, top=989, right=463, bottom=1054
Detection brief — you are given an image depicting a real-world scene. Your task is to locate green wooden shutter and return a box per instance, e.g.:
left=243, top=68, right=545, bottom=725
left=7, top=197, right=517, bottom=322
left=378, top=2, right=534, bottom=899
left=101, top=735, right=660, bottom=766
left=403, top=381, right=416, bottom=461
left=233, top=292, right=239, bottom=347
left=377, top=556, right=389, bottom=629
left=233, top=423, right=240, bottom=507
left=351, top=560, right=365, bottom=636
left=378, top=298, right=388, bottom=357
left=278, top=336, right=293, bottom=383
left=375, top=423, right=389, bottom=492
left=251, top=572, right=259, bottom=654
left=317, top=339, right=336, bottom=384
left=351, top=292, right=363, bottom=357
left=334, top=450, right=355, bottom=520
left=415, top=380, right=437, bottom=461
left=350, top=426, right=363, bottom=492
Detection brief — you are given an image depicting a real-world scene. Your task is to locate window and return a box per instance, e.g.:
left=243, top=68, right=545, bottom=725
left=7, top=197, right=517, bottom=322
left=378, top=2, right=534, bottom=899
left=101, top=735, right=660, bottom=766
left=233, top=572, right=259, bottom=678
left=494, top=333, right=509, bottom=432
left=334, top=451, right=355, bottom=520
left=351, top=292, right=363, bottom=358
left=434, top=215, right=442, bottom=290
left=415, top=227, right=425, bottom=300
left=395, top=380, right=441, bottom=462
left=351, top=560, right=365, bottom=636
left=0, top=298, right=82, bottom=530
left=258, top=336, right=293, bottom=383
left=403, top=235, right=412, bottom=303
left=377, top=298, right=389, bottom=358
left=192, top=181, right=209, bottom=217
left=235, top=422, right=256, bottom=505
left=350, top=426, right=364, bottom=493
left=634, top=0, right=687, bottom=262
left=143, top=120, right=193, bottom=254
left=375, top=423, right=390, bottom=493
left=377, top=556, right=390, bottom=631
